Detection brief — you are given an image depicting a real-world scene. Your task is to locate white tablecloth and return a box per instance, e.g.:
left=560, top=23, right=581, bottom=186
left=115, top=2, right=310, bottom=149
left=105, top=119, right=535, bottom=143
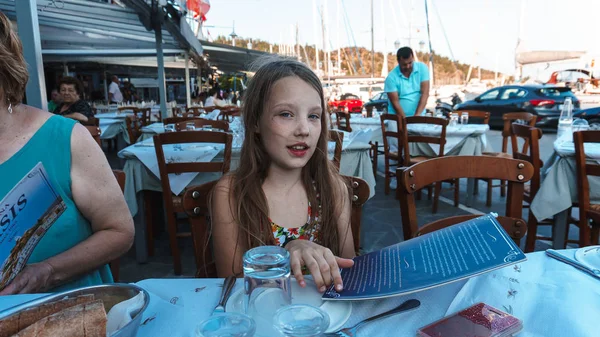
left=0, top=251, right=597, bottom=336
left=407, top=124, right=491, bottom=156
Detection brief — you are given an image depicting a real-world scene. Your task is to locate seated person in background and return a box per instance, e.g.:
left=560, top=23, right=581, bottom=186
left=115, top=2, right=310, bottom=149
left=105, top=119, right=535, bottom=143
left=47, top=88, right=61, bottom=112
left=211, top=57, right=355, bottom=293
left=53, top=76, right=94, bottom=123
left=0, top=12, right=134, bottom=294
left=204, top=87, right=224, bottom=107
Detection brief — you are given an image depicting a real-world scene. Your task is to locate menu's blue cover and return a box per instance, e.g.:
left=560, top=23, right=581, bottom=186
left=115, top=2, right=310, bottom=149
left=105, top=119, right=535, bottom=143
left=0, top=163, right=67, bottom=290
left=323, top=214, right=526, bottom=300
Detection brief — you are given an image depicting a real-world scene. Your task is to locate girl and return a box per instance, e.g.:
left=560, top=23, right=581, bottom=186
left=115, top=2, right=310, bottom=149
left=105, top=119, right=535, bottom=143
left=211, top=57, right=355, bottom=293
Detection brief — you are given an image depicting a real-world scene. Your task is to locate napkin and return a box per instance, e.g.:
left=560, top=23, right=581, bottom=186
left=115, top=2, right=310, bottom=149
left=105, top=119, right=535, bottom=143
left=106, top=292, right=146, bottom=336
left=205, top=110, right=221, bottom=120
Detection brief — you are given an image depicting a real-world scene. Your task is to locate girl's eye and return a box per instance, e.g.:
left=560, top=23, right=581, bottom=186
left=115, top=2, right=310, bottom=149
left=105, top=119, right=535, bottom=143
left=279, top=112, right=292, bottom=118
left=309, top=114, right=321, bottom=120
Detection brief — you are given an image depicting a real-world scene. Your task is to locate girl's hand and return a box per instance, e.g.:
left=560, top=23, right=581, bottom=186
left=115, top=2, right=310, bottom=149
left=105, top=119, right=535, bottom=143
left=285, top=240, right=354, bottom=293
left=0, top=262, right=54, bottom=295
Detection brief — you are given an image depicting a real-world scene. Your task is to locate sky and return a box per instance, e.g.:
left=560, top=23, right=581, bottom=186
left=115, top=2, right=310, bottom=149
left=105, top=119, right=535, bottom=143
left=203, top=0, right=600, bottom=78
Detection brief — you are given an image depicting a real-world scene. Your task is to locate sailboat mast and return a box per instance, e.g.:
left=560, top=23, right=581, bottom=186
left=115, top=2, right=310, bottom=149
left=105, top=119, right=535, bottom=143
left=424, top=0, right=434, bottom=87
left=336, top=0, right=341, bottom=74
left=371, top=0, right=375, bottom=80
left=312, top=0, right=320, bottom=76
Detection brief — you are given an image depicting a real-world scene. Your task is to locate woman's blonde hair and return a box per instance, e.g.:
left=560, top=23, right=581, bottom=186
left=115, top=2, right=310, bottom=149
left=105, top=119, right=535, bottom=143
left=0, top=12, right=28, bottom=106
left=228, top=56, right=346, bottom=258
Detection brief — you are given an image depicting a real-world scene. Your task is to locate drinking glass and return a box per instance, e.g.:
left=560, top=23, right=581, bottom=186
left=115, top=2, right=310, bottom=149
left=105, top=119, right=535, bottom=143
left=186, top=122, right=196, bottom=131
left=164, top=124, right=175, bottom=133
left=202, top=125, right=214, bottom=132
left=196, top=313, right=256, bottom=337
left=273, top=304, right=330, bottom=337
left=243, top=246, right=292, bottom=336
left=177, top=112, right=184, bottom=117
left=450, top=113, right=459, bottom=127
left=424, top=112, right=433, bottom=117
left=460, top=112, right=469, bottom=125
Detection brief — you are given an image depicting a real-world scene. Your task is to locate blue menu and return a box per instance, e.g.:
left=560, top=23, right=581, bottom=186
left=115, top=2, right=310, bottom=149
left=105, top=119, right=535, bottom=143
left=0, top=163, right=67, bottom=290
left=323, top=214, right=526, bottom=300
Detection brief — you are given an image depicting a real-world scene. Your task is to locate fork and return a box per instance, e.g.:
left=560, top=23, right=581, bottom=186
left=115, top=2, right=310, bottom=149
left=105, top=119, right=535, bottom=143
left=324, top=299, right=421, bottom=337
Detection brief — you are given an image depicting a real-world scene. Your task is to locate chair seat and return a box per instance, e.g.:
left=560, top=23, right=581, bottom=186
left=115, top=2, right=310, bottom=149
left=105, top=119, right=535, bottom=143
left=482, top=152, right=512, bottom=159
left=410, top=156, right=431, bottom=164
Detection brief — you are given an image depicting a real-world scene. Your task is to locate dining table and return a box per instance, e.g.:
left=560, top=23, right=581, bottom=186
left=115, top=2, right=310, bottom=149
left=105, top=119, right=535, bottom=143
left=530, top=141, right=600, bottom=249
left=0, top=250, right=597, bottom=336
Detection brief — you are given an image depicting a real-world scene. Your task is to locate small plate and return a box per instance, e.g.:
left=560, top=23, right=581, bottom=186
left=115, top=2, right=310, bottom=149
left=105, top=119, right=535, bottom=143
left=575, top=246, right=600, bottom=272
left=226, top=279, right=351, bottom=334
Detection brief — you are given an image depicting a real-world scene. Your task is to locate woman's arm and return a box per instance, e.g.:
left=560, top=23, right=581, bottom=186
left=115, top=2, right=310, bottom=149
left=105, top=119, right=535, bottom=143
left=63, top=112, right=89, bottom=123
left=211, top=175, right=246, bottom=277
left=0, top=123, right=134, bottom=294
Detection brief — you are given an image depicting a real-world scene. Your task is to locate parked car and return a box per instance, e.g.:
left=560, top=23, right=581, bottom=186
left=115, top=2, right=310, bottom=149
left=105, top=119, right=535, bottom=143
left=574, top=107, right=600, bottom=130
left=363, top=92, right=388, bottom=112
left=328, top=93, right=364, bottom=113
left=454, top=84, right=580, bottom=128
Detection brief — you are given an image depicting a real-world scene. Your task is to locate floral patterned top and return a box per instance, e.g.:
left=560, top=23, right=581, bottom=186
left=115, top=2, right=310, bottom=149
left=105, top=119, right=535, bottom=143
left=271, top=203, right=320, bottom=247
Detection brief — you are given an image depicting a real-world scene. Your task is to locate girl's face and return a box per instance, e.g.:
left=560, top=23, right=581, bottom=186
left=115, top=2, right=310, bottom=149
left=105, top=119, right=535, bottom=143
left=258, top=76, right=322, bottom=172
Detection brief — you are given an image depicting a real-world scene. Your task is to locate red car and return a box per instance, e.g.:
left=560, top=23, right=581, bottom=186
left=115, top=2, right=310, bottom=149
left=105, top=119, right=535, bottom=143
left=328, top=93, right=363, bottom=113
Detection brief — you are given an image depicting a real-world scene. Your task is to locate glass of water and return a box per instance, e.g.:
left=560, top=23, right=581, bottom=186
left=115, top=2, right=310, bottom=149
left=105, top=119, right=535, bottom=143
left=450, top=113, right=459, bottom=127
left=273, top=304, right=330, bottom=337
left=164, top=124, right=175, bottom=133
left=196, top=313, right=256, bottom=337
left=186, top=122, right=196, bottom=131
left=243, top=246, right=292, bottom=336
left=460, top=112, right=469, bottom=125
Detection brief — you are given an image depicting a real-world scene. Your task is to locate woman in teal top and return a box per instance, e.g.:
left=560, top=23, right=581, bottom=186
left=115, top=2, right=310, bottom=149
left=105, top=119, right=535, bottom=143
left=0, top=12, right=134, bottom=294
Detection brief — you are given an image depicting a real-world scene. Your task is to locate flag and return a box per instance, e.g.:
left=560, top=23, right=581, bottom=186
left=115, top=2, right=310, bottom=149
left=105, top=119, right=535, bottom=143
left=187, top=0, right=210, bottom=19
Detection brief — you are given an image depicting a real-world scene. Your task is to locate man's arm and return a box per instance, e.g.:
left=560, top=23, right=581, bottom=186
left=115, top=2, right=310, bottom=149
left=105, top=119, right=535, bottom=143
left=414, top=80, right=430, bottom=116
left=387, top=92, right=406, bottom=117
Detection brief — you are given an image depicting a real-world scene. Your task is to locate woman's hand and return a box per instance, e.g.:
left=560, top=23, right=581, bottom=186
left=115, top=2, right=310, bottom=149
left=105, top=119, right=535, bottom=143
left=0, top=262, right=54, bottom=295
left=285, top=240, right=354, bottom=293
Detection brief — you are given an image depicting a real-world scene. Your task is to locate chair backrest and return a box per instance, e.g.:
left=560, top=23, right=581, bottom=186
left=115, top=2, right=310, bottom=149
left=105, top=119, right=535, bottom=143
left=574, top=130, right=600, bottom=212
left=405, top=116, right=448, bottom=157
left=85, top=125, right=102, bottom=148
left=341, top=175, right=370, bottom=255
left=416, top=214, right=527, bottom=242
left=118, top=106, right=136, bottom=112
left=453, top=110, right=490, bottom=125
left=380, top=113, right=409, bottom=164
left=175, top=119, right=229, bottom=132
left=329, top=130, right=344, bottom=170
left=163, top=117, right=200, bottom=125
left=218, top=107, right=241, bottom=122
left=112, top=170, right=126, bottom=192
left=153, top=131, right=233, bottom=197
left=501, top=112, right=537, bottom=153
left=84, top=116, right=100, bottom=127
left=110, top=169, right=126, bottom=282
left=185, top=107, right=205, bottom=117
left=182, top=180, right=219, bottom=278
left=125, top=115, right=143, bottom=143
left=510, top=123, right=543, bottom=196
left=397, top=156, right=533, bottom=240
left=331, top=109, right=352, bottom=132
left=134, top=107, right=152, bottom=126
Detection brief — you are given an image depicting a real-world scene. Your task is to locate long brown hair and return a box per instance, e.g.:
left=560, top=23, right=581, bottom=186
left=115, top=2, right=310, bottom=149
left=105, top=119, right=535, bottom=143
left=0, top=11, right=28, bottom=106
left=230, top=56, right=345, bottom=256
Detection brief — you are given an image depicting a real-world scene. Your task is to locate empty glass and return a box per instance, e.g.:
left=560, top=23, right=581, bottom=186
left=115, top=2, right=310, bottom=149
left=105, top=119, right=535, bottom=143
left=186, top=122, right=196, bottom=131
left=196, top=313, right=256, bottom=337
left=273, top=305, right=330, bottom=337
left=164, top=124, right=175, bottom=133
left=450, top=113, right=459, bottom=127
left=243, top=246, right=292, bottom=336
left=460, top=112, right=469, bottom=125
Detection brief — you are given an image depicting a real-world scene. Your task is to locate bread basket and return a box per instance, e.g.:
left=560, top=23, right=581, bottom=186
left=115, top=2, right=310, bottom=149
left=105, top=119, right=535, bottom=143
left=0, top=283, right=150, bottom=337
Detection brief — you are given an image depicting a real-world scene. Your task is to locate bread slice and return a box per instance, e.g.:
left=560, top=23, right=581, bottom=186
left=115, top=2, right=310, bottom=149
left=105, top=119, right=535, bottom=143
left=10, top=299, right=105, bottom=337
left=0, top=294, right=95, bottom=337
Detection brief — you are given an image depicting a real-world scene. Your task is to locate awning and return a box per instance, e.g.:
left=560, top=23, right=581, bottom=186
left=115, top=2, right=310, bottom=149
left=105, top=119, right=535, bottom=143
left=200, top=40, right=272, bottom=73
left=0, top=0, right=200, bottom=63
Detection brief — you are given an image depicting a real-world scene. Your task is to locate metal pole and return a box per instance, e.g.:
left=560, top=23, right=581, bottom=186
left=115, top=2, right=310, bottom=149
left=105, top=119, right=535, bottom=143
left=424, top=0, right=435, bottom=87
left=185, top=51, right=191, bottom=108
left=15, top=0, right=47, bottom=110
left=155, top=26, right=168, bottom=119
left=371, top=0, right=374, bottom=78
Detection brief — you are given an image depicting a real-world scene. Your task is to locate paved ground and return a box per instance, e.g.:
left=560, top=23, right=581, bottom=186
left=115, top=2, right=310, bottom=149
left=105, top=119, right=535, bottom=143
left=110, top=128, right=581, bottom=283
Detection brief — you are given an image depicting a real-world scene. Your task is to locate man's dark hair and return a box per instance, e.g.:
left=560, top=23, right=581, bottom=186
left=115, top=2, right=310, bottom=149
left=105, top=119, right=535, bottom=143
left=58, top=76, right=84, bottom=96
left=396, top=47, right=414, bottom=61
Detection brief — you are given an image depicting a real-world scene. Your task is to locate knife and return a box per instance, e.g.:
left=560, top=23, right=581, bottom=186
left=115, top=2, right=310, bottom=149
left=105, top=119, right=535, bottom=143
left=213, top=276, right=236, bottom=315
left=546, top=249, right=600, bottom=279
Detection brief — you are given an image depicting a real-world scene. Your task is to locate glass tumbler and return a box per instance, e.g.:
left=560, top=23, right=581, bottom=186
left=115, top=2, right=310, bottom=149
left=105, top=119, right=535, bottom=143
left=273, top=304, right=330, bottom=337
left=460, top=112, right=469, bottom=125
left=450, top=113, right=459, bottom=127
left=186, top=122, right=196, bottom=131
left=164, top=124, right=175, bottom=133
left=196, top=313, right=256, bottom=337
left=243, top=246, right=292, bottom=335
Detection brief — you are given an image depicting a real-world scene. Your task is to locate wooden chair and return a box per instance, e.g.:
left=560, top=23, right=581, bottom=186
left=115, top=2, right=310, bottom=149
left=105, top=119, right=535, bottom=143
left=134, top=107, right=152, bottom=126
left=125, top=115, right=144, bottom=144
left=341, top=175, right=370, bottom=255
left=380, top=113, right=406, bottom=195
left=153, top=131, right=233, bottom=275
left=397, top=156, right=533, bottom=242
left=83, top=116, right=100, bottom=127
left=477, top=112, right=537, bottom=206
left=509, top=124, right=548, bottom=252
left=405, top=116, right=458, bottom=213
left=85, top=125, right=102, bottom=148
left=175, top=119, right=229, bottom=132
left=452, top=110, right=490, bottom=125
left=110, top=170, right=126, bottom=282
left=329, top=130, right=344, bottom=170
left=331, top=109, right=352, bottom=132
left=118, top=106, right=136, bottom=113
left=574, top=130, right=600, bottom=247
left=186, top=106, right=217, bottom=116
left=218, top=107, right=241, bottom=122
left=181, top=180, right=219, bottom=278
left=163, top=117, right=200, bottom=125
